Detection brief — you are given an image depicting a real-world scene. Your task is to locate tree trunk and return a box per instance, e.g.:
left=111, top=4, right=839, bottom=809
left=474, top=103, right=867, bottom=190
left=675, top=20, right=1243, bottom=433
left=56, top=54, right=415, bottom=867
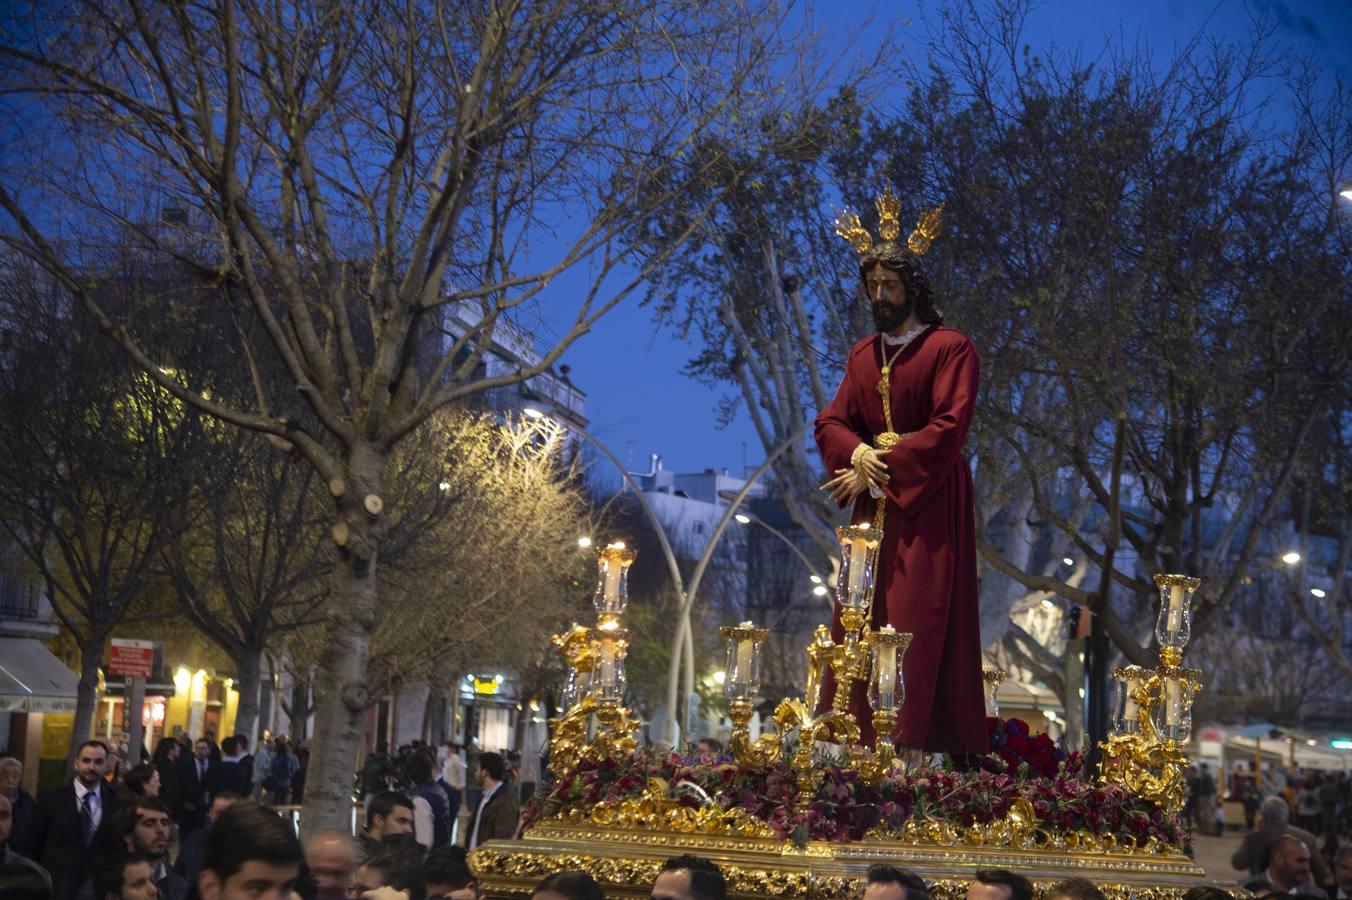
left=257, top=658, right=274, bottom=740
left=300, top=451, right=382, bottom=836
left=423, top=678, right=447, bottom=745
left=68, top=638, right=103, bottom=763
left=233, top=643, right=264, bottom=744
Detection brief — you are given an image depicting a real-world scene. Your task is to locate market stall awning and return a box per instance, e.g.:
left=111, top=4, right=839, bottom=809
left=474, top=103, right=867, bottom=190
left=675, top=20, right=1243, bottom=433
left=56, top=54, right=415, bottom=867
left=0, top=636, right=79, bottom=713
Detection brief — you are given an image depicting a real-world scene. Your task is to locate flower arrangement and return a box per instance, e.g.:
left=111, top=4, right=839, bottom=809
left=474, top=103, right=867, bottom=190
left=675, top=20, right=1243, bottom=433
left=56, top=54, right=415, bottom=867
left=525, top=720, right=1186, bottom=851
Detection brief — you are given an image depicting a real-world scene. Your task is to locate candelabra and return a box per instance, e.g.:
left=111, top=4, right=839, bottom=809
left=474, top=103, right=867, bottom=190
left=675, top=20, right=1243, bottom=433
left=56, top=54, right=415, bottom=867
left=983, top=669, right=1005, bottom=718
left=1098, top=574, right=1204, bottom=815
left=548, top=542, right=641, bottom=773
left=718, top=524, right=913, bottom=799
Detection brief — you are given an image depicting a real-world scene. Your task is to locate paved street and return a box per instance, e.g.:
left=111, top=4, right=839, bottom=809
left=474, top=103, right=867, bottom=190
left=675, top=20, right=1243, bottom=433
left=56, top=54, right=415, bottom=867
left=1191, top=830, right=1247, bottom=888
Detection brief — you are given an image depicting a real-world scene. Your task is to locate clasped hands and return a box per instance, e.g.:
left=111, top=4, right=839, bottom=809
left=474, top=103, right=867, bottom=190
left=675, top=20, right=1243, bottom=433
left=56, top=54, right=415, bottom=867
left=822, top=445, right=888, bottom=504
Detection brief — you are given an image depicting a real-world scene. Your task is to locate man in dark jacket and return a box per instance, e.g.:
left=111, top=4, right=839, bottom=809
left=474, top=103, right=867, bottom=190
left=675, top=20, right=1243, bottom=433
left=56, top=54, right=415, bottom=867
left=206, top=737, right=250, bottom=799
left=0, top=756, right=35, bottom=849
left=151, top=739, right=184, bottom=823
left=177, top=738, right=214, bottom=834
left=17, top=739, right=124, bottom=900
left=1233, top=795, right=1331, bottom=885
left=113, top=796, right=188, bottom=900
left=464, top=752, right=517, bottom=850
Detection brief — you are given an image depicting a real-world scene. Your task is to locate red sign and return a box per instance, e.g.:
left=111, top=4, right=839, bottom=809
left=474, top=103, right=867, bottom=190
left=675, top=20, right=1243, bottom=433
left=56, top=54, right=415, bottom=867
left=109, top=639, right=154, bottom=678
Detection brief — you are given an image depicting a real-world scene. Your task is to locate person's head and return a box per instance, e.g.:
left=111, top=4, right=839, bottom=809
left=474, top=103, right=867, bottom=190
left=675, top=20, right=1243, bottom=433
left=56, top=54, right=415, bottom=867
left=1046, top=878, right=1106, bottom=900
left=94, top=852, right=157, bottom=900
left=154, top=737, right=180, bottom=763
left=858, top=242, right=942, bottom=334
left=304, top=829, right=355, bottom=899
left=442, top=741, right=459, bottom=755
left=208, top=790, right=241, bottom=822
left=366, top=791, right=415, bottom=839
left=478, top=751, right=506, bottom=787
left=221, top=737, right=238, bottom=757
left=966, top=869, right=1034, bottom=900
left=1334, top=845, right=1352, bottom=893
left=533, top=870, right=605, bottom=900
left=0, top=756, right=21, bottom=795
left=116, top=796, right=174, bottom=858
left=76, top=740, right=110, bottom=787
left=123, top=763, right=160, bottom=798
left=234, top=735, right=248, bottom=753
left=651, top=854, right=726, bottom=900
left=193, top=739, right=211, bottom=761
left=864, top=863, right=929, bottom=900
left=1268, top=834, right=1312, bottom=888
left=1260, top=795, right=1291, bottom=826
left=354, top=842, right=425, bottom=899
left=0, top=794, right=12, bottom=847
left=423, top=845, right=475, bottom=900
left=695, top=738, right=722, bottom=755
left=197, top=801, right=303, bottom=900
left=404, top=751, right=434, bottom=786
left=0, top=861, right=50, bottom=900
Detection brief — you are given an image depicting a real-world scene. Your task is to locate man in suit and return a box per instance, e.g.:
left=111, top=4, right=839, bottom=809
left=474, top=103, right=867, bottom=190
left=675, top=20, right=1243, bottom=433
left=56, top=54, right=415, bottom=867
left=113, top=796, right=188, bottom=900
left=1241, top=834, right=1328, bottom=898
left=92, top=851, right=158, bottom=900
left=174, top=790, right=240, bottom=885
left=206, top=737, right=250, bottom=799
left=1233, top=795, right=1332, bottom=885
left=195, top=802, right=303, bottom=900
left=178, top=738, right=214, bottom=834
left=17, top=739, right=125, bottom=900
left=0, top=792, right=51, bottom=892
left=464, top=751, right=518, bottom=850
left=233, top=734, right=254, bottom=795
left=0, top=756, right=36, bottom=850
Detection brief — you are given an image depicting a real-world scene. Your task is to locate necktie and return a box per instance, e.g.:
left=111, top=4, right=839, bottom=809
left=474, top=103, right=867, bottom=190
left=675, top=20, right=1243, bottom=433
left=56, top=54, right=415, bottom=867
left=80, top=791, right=94, bottom=846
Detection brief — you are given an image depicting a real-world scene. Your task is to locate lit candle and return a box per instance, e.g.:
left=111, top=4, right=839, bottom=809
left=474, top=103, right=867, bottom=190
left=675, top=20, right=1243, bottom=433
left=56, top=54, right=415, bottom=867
left=599, top=639, right=616, bottom=687
left=877, top=626, right=897, bottom=709
left=735, top=621, right=755, bottom=682
left=603, top=558, right=621, bottom=605
left=1123, top=674, right=1139, bottom=727
left=1165, top=678, right=1180, bottom=727
left=1167, top=583, right=1184, bottom=633
left=846, top=534, right=868, bottom=597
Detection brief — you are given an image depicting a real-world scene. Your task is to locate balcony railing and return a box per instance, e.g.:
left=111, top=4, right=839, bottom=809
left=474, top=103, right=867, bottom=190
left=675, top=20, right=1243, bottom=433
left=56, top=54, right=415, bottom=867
left=0, top=573, right=43, bottom=621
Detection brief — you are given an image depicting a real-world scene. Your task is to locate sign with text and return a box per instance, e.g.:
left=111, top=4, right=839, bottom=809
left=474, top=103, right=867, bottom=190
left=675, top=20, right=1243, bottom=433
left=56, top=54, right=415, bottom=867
left=109, top=639, right=154, bottom=678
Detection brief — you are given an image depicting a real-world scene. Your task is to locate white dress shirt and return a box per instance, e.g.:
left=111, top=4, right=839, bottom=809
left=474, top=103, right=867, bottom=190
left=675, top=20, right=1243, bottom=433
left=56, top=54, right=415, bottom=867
left=467, top=781, right=501, bottom=850
left=74, top=779, right=102, bottom=832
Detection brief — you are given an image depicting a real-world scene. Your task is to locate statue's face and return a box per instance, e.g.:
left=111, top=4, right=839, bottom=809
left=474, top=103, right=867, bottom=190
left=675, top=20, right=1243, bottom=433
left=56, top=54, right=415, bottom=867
left=866, top=263, right=910, bottom=333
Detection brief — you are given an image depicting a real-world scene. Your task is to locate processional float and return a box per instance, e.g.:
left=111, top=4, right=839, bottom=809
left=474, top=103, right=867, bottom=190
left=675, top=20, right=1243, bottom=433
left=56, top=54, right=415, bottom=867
left=468, top=532, right=1234, bottom=897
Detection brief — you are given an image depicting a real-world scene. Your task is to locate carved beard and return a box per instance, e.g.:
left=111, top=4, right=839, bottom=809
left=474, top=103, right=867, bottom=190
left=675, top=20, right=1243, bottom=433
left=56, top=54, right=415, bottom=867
left=872, top=297, right=911, bottom=334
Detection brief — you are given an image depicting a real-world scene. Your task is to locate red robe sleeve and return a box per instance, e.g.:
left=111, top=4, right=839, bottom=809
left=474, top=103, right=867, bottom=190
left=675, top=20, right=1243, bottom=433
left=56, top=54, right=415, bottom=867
left=814, top=341, right=873, bottom=478
left=881, top=336, right=979, bottom=517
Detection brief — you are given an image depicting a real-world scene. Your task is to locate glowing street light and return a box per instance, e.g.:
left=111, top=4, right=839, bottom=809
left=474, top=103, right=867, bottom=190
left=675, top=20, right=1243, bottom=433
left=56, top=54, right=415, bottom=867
left=812, top=584, right=829, bottom=597
left=809, top=574, right=822, bottom=584
left=1061, top=557, right=1075, bottom=567
left=734, top=513, right=751, bottom=524
left=523, top=406, right=545, bottom=419
left=1311, top=588, right=1327, bottom=598
left=1281, top=551, right=1301, bottom=565
left=577, top=536, right=593, bottom=549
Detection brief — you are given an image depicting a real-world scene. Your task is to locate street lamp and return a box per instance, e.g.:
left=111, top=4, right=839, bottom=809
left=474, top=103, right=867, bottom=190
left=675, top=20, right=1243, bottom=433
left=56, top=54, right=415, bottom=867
left=734, top=514, right=751, bottom=524
left=1281, top=551, right=1301, bottom=565
left=577, top=536, right=593, bottom=549
left=1311, top=588, right=1327, bottom=598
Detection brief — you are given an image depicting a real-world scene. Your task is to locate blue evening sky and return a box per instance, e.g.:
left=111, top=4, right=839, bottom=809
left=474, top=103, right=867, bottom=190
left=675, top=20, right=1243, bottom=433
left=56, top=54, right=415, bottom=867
left=555, top=0, right=1351, bottom=478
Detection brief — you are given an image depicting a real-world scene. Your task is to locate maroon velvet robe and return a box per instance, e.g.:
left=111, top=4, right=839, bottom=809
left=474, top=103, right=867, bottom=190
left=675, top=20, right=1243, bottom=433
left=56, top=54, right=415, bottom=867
left=814, top=325, right=988, bottom=755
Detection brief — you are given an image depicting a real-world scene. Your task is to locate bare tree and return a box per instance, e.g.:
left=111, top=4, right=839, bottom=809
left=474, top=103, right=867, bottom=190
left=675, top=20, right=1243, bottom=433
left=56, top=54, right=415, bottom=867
left=0, top=0, right=841, bottom=828
left=0, top=256, right=205, bottom=758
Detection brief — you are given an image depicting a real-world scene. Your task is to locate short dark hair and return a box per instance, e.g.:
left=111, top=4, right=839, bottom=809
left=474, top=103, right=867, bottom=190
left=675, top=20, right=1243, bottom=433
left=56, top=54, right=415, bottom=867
left=94, top=851, right=155, bottom=899
left=973, top=869, right=1033, bottom=900
left=362, top=842, right=426, bottom=898
left=0, top=862, right=53, bottom=900
left=533, top=870, right=605, bottom=900
left=234, top=734, right=249, bottom=749
left=122, top=763, right=158, bottom=796
left=478, top=751, right=506, bottom=782
left=1048, top=877, right=1106, bottom=900
left=867, top=863, right=929, bottom=899
left=153, top=737, right=179, bottom=762
left=221, top=736, right=238, bottom=756
left=203, top=801, right=303, bottom=883
left=78, top=739, right=109, bottom=757
left=366, top=791, right=414, bottom=829
left=404, top=751, right=434, bottom=785
left=113, top=796, right=172, bottom=843
left=423, top=845, right=473, bottom=890
left=660, top=854, right=726, bottom=900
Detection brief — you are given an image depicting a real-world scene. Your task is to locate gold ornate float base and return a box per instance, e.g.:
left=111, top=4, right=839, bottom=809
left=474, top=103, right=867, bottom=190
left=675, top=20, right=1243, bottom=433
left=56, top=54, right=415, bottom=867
left=470, top=822, right=1223, bottom=899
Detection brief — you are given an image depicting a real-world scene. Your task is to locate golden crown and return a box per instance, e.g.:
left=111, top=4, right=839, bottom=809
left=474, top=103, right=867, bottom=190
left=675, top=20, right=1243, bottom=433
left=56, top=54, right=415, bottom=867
left=834, top=186, right=944, bottom=258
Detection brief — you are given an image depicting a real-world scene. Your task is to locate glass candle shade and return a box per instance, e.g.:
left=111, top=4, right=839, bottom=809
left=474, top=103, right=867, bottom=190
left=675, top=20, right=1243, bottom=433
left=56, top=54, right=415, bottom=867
left=982, top=669, right=1005, bottom=719
left=1153, top=574, right=1200, bottom=652
left=867, top=627, right=912, bottom=713
left=836, top=524, right=881, bottom=612
left=1111, top=665, right=1146, bottom=735
left=720, top=622, right=767, bottom=700
left=560, top=669, right=583, bottom=713
left=588, top=634, right=628, bottom=703
left=1150, top=666, right=1201, bottom=743
left=593, top=543, right=638, bottom=616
